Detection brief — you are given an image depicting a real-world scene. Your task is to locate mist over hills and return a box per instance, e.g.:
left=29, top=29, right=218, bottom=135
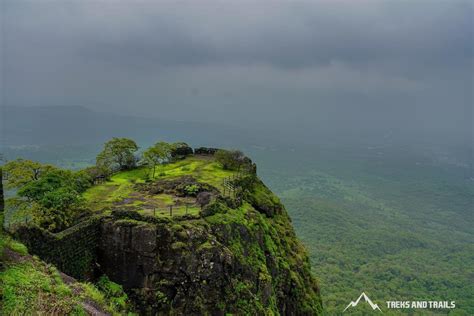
left=3, top=105, right=471, bottom=148
left=1, top=106, right=472, bottom=314
left=2, top=105, right=471, bottom=173
left=1, top=105, right=257, bottom=148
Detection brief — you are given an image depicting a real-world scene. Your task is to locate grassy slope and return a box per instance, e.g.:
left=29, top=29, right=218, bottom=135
left=83, top=156, right=236, bottom=217
left=0, top=222, right=126, bottom=315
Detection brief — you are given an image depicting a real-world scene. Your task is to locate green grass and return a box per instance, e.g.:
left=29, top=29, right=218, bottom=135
left=82, top=156, right=236, bottom=218
left=0, top=214, right=128, bottom=315
left=147, top=156, right=236, bottom=188
left=0, top=260, right=82, bottom=314
left=0, top=258, right=128, bottom=315
left=0, top=237, right=29, bottom=258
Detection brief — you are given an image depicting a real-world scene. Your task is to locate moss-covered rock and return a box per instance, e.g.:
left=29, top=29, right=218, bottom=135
left=11, top=153, right=323, bottom=315
left=97, top=196, right=322, bottom=314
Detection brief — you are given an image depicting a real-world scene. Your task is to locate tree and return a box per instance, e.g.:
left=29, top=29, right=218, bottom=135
left=16, top=169, right=84, bottom=232
left=2, top=159, right=57, bottom=189
left=17, top=170, right=76, bottom=200
left=215, top=149, right=246, bottom=171
left=80, top=165, right=109, bottom=183
left=170, top=142, right=193, bottom=160
left=96, top=138, right=139, bottom=171
left=143, top=142, right=173, bottom=178
left=38, top=187, right=82, bottom=212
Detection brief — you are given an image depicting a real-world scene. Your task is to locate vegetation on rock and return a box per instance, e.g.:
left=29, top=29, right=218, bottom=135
left=1, top=138, right=323, bottom=314
left=0, top=215, right=129, bottom=315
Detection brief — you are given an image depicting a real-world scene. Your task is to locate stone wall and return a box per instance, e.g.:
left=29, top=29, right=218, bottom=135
left=99, top=218, right=158, bottom=288
left=14, top=215, right=103, bottom=279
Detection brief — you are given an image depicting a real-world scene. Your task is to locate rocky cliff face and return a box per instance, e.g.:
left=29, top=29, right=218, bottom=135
left=12, top=157, right=323, bottom=315
left=97, top=179, right=322, bottom=315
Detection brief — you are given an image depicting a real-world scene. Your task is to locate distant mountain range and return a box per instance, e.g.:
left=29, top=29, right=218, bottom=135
left=1, top=106, right=257, bottom=148
left=2, top=106, right=471, bottom=171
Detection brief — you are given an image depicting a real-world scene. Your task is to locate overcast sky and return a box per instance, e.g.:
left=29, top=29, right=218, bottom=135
left=1, top=0, right=472, bottom=142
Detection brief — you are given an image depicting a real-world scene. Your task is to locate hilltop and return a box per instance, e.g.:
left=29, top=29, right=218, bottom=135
left=2, top=141, right=322, bottom=315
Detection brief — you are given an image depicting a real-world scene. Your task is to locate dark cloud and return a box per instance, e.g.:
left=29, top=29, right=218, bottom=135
left=1, top=0, right=472, bottom=142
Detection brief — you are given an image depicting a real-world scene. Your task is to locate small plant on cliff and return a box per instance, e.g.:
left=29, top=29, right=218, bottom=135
left=96, top=275, right=129, bottom=312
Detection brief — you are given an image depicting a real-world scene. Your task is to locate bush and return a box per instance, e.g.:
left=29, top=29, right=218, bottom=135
left=200, top=201, right=228, bottom=217
left=184, top=184, right=199, bottom=196
left=215, top=149, right=247, bottom=171
left=170, top=142, right=193, bottom=160
left=96, top=275, right=129, bottom=311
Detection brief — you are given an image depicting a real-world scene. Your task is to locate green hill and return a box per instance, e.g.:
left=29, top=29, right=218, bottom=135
left=1, top=148, right=322, bottom=315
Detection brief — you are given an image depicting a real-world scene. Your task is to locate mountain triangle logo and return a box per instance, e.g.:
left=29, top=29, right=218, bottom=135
left=343, top=292, right=382, bottom=312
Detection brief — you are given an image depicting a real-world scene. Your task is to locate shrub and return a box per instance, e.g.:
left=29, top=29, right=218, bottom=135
left=215, top=149, right=247, bottom=171
left=200, top=201, right=228, bottom=217
left=96, top=275, right=129, bottom=311
left=184, top=184, right=199, bottom=196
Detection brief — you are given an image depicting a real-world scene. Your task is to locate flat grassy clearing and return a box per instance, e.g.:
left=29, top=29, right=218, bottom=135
left=82, top=155, right=235, bottom=217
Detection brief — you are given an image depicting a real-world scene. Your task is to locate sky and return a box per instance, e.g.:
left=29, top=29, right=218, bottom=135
left=1, top=0, right=473, bottom=144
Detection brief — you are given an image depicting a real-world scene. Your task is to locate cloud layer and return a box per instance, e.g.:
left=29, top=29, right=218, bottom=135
left=2, top=0, right=473, bottom=141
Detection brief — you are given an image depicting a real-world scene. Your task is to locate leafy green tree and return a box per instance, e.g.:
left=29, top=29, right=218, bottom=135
left=38, top=187, right=82, bottom=211
left=72, top=169, right=95, bottom=192
left=96, top=138, right=139, bottom=172
left=143, top=142, right=173, bottom=178
left=15, top=169, right=85, bottom=232
left=2, top=159, right=56, bottom=189
left=80, top=165, right=109, bottom=183
left=33, top=202, right=80, bottom=232
left=17, top=169, right=82, bottom=200
left=170, top=142, right=193, bottom=160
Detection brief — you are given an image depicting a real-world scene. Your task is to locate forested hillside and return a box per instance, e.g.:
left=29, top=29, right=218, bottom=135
left=2, top=107, right=472, bottom=314
left=252, top=146, right=473, bottom=314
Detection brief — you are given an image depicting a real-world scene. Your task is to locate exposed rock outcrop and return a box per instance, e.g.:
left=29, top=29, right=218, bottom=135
left=97, top=203, right=322, bottom=315
left=13, top=156, right=322, bottom=315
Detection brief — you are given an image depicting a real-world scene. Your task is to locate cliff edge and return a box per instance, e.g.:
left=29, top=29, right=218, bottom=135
left=13, top=148, right=322, bottom=315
